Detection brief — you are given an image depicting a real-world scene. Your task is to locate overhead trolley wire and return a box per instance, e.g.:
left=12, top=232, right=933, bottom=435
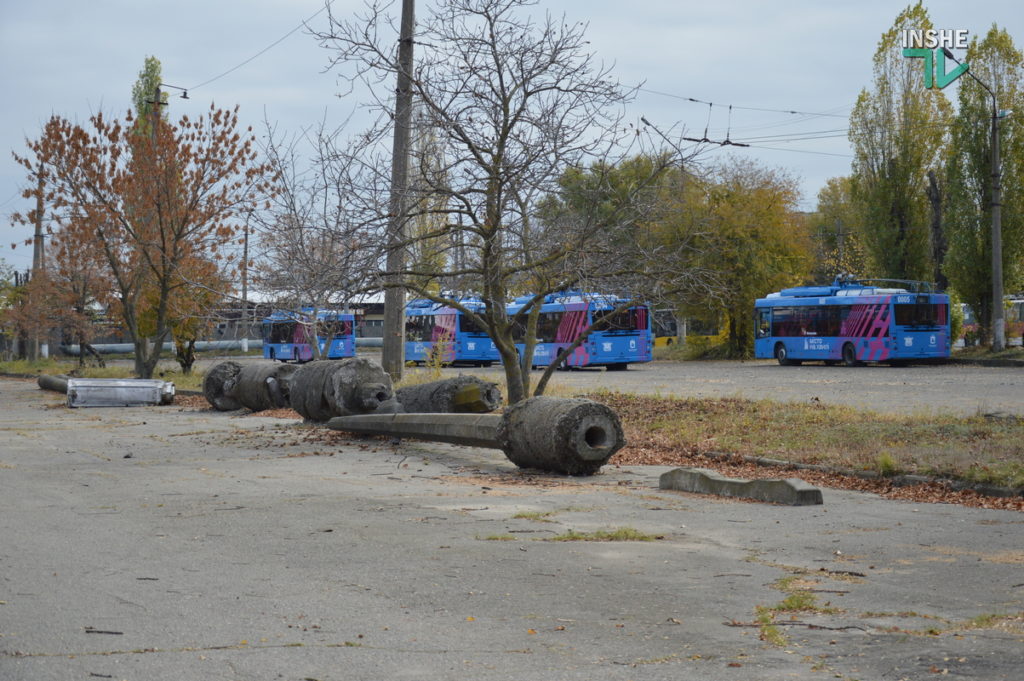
left=637, top=87, right=852, bottom=119
left=189, top=0, right=337, bottom=92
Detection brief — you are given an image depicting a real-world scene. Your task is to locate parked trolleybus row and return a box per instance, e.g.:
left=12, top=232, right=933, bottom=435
left=261, top=293, right=654, bottom=369
left=258, top=279, right=1018, bottom=368
left=404, top=292, right=653, bottom=369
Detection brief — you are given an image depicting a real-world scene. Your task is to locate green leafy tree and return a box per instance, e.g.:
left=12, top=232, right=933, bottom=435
left=131, top=56, right=167, bottom=137
left=406, top=113, right=452, bottom=296
left=943, top=25, right=1024, bottom=345
left=849, top=2, right=952, bottom=282
left=692, top=159, right=812, bottom=358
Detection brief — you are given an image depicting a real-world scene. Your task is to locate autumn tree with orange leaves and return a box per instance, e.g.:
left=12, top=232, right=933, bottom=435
left=7, top=224, right=113, bottom=367
left=15, top=98, right=274, bottom=378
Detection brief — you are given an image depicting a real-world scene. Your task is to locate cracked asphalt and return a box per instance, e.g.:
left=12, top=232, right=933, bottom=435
left=1, top=376, right=1022, bottom=681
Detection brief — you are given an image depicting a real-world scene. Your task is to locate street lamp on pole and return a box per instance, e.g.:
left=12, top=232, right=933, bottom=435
left=942, top=47, right=1009, bottom=351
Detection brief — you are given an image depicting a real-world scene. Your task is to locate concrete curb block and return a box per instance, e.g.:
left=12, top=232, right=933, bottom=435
left=659, top=467, right=824, bottom=506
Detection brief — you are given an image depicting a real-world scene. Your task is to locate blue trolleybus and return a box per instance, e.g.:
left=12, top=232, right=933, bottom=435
left=404, top=298, right=500, bottom=367
left=262, top=309, right=356, bottom=362
left=508, top=292, right=653, bottom=370
left=754, top=276, right=951, bottom=366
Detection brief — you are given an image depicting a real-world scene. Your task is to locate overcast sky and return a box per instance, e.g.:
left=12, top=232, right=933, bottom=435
left=2, top=0, right=1021, bottom=272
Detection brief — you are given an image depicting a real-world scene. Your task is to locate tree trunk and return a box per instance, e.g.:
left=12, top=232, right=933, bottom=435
left=175, top=338, right=197, bottom=375
left=133, top=338, right=149, bottom=378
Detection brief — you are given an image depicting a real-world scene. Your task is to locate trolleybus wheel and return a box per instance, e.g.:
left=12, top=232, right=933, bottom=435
left=842, top=343, right=861, bottom=367
left=774, top=343, right=799, bottom=366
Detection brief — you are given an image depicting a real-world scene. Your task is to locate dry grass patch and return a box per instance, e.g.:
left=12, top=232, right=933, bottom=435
left=586, top=391, right=1024, bottom=488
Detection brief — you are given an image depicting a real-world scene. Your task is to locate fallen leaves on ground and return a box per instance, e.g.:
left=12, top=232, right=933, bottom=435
left=590, top=392, right=1024, bottom=512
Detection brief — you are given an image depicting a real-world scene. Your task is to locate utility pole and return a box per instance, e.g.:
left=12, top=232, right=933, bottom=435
left=990, top=105, right=1005, bottom=351
left=381, top=0, right=416, bottom=380
left=30, top=174, right=46, bottom=360
left=241, top=216, right=250, bottom=353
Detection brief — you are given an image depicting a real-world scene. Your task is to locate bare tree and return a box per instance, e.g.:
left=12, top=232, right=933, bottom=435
left=314, top=0, right=709, bottom=402
left=252, top=120, right=380, bottom=357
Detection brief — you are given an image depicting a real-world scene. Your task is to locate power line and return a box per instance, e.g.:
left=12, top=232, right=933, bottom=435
left=189, top=0, right=337, bottom=92
left=0, top=189, right=22, bottom=209
left=740, top=144, right=853, bottom=158
left=637, top=87, right=852, bottom=119
left=735, top=127, right=849, bottom=142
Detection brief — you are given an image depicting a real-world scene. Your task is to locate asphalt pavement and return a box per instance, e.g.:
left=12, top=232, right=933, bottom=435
left=1, top=377, right=1022, bottom=681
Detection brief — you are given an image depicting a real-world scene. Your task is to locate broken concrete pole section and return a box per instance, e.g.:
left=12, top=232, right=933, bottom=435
left=203, top=361, right=301, bottom=412
left=289, top=358, right=396, bottom=422
left=231, top=363, right=299, bottom=411
left=498, top=397, right=625, bottom=476
left=37, top=374, right=70, bottom=394
left=327, top=396, right=625, bottom=476
left=203, top=360, right=244, bottom=411
left=327, top=412, right=502, bottom=448
left=395, top=375, right=502, bottom=413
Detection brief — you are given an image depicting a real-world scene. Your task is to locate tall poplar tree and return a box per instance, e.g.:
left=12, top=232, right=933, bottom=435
left=848, top=2, right=951, bottom=282
left=943, top=25, right=1024, bottom=344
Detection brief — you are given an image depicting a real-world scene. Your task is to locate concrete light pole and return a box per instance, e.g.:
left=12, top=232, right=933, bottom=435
left=381, top=0, right=416, bottom=381
left=31, top=175, right=46, bottom=360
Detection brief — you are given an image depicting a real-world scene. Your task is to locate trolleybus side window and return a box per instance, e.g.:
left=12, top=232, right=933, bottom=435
left=771, top=305, right=846, bottom=337
left=756, top=309, right=770, bottom=338
left=268, top=321, right=296, bottom=343
left=405, top=316, right=432, bottom=342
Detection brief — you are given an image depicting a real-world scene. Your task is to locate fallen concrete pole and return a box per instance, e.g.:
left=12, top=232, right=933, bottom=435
left=38, top=374, right=70, bottom=394
left=203, top=361, right=244, bottom=411
left=203, top=360, right=298, bottom=412
left=327, top=396, right=624, bottom=476
left=228, top=362, right=300, bottom=412
left=395, top=375, right=502, bottom=414
left=289, top=358, right=398, bottom=422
